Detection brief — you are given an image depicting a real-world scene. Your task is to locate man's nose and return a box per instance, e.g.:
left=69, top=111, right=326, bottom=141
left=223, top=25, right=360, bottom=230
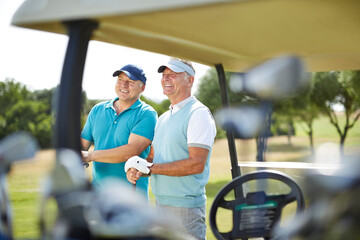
left=162, top=75, right=170, bottom=81
left=121, top=81, right=129, bottom=86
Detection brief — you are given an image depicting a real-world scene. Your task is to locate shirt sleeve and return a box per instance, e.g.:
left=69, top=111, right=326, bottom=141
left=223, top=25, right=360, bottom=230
left=131, top=108, right=158, bottom=141
left=81, top=107, right=95, bottom=142
left=187, top=107, right=217, bottom=150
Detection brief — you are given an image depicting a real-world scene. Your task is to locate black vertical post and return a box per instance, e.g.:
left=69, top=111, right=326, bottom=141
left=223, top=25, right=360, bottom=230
left=215, top=64, right=242, bottom=180
left=55, top=20, right=98, bottom=152
left=53, top=20, right=98, bottom=239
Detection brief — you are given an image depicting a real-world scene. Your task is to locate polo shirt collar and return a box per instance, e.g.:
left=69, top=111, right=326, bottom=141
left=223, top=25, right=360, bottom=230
left=170, top=96, right=196, bottom=114
left=106, top=97, right=142, bottom=111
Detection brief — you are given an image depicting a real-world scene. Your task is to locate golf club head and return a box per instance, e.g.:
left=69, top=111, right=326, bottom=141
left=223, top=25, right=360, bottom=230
left=85, top=178, right=191, bottom=240
left=85, top=178, right=151, bottom=237
left=230, top=55, right=309, bottom=99
left=44, top=148, right=90, bottom=196
left=0, top=132, right=38, bottom=172
left=215, top=105, right=267, bottom=139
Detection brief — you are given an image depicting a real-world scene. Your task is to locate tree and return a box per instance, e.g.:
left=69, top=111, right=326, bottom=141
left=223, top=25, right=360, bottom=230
left=0, top=79, right=54, bottom=148
left=196, top=68, right=245, bottom=114
left=140, top=95, right=170, bottom=116
left=311, top=71, right=360, bottom=157
left=0, top=79, right=31, bottom=138
left=196, top=68, right=226, bottom=114
left=272, top=98, right=296, bottom=145
left=291, top=83, right=320, bottom=155
left=4, top=100, right=52, bottom=148
left=196, top=68, right=248, bottom=139
left=0, top=78, right=31, bottom=113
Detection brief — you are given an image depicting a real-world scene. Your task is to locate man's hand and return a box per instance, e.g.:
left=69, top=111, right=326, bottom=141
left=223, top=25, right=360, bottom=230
left=126, top=168, right=143, bottom=184
left=81, top=150, right=92, bottom=163
left=124, top=156, right=153, bottom=174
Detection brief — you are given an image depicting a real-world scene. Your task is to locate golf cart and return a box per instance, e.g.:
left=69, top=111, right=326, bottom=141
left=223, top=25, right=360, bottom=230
left=10, top=0, right=360, bottom=239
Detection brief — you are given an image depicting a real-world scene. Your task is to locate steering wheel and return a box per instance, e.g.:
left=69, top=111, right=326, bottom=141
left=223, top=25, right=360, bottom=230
left=210, top=170, right=305, bottom=240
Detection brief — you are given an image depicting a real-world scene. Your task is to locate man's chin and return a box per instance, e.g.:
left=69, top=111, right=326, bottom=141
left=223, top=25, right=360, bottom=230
left=163, top=90, right=173, bottom=96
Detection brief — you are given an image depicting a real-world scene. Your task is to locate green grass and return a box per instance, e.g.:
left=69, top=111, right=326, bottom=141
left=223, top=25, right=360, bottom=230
left=6, top=116, right=360, bottom=239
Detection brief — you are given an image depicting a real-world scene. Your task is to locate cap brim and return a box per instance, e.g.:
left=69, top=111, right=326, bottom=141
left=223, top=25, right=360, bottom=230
left=113, top=70, right=132, bottom=79
left=113, top=70, right=121, bottom=77
left=158, top=64, right=186, bottom=74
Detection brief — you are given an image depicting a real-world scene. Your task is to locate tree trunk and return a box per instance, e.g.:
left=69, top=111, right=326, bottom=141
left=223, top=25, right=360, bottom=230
left=339, top=136, right=345, bottom=159
left=308, top=128, right=314, bottom=156
left=287, top=122, right=292, bottom=146
left=339, top=129, right=348, bottom=160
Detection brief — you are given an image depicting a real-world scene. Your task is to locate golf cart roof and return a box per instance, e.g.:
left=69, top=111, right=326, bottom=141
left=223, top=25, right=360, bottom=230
left=12, top=0, right=360, bottom=72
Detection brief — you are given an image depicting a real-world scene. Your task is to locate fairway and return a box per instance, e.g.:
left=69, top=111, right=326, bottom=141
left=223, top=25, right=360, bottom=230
left=7, top=129, right=360, bottom=239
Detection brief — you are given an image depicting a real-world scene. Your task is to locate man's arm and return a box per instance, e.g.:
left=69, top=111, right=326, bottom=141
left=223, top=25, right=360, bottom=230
left=81, top=138, right=92, bottom=151
left=150, top=147, right=209, bottom=176
left=146, top=145, right=154, bottom=163
left=85, top=133, right=151, bottom=163
left=126, top=146, right=209, bottom=184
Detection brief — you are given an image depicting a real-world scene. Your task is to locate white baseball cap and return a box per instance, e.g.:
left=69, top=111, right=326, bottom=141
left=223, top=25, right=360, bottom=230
left=158, top=59, right=195, bottom=76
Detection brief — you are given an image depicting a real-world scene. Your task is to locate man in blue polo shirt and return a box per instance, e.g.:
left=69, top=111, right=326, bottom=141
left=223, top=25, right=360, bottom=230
left=126, top=58, right=217, bottom=240
left=81, top=64, right=157, bottom=197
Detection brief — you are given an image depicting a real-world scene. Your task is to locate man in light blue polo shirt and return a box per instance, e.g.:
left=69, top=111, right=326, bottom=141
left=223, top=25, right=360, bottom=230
left=81, top=64, right=157, bottom=196
left=126, top=58, right=216, bottom=240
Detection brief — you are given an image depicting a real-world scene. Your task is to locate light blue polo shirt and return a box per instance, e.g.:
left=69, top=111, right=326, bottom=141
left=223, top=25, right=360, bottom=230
left=81, top=98, right=157, bottom=195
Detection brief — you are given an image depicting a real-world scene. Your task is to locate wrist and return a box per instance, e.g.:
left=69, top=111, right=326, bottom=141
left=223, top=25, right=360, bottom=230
left=88, top=151, right=94, bottom=162
left=145, top=163, right=153, bottom=176
left=149, top=163, right=154, bottom=174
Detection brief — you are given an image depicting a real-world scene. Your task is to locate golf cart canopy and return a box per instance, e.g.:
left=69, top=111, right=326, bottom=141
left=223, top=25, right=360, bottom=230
left=11, top=0, right=360, bottom=180
left=12, top=0, right=360, bottom=72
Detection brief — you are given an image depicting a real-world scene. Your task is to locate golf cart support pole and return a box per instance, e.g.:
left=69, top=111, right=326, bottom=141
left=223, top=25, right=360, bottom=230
left=55, top=20, right=98, bottom=152
left=215, top=64, right=242, bottom=179
left=54, top=20, right=98, bottom=239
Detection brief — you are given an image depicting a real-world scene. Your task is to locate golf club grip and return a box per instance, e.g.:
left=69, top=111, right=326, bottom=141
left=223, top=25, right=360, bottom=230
left=133, top=183, right=136, bottom=190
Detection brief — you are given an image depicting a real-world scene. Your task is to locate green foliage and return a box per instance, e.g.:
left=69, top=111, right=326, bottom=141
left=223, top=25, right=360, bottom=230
left=310, top=71, right=360, bottom=155
left=196, top=68, right=225, bottom=113
left=195, top=68, right=249, bottom=139
left=339, top=70, right=360, bottom=109
left=81, top=91, right=104, bottom=127
left=140, top=95, right=170, bottom=116
left=0, top=79, right=54, bottom=148
left=270, top=114, right=295, bottom=136
left=0, top=78, right=31, bottom=114
left=195, top=68, right=246, bottom=113
left=272, top=81, right=321, bottom=152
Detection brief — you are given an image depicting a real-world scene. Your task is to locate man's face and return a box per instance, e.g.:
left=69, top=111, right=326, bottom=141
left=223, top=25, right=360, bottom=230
left=161, top=68, right=191, bottom=98
left=115, top=72, right=144, bottom=103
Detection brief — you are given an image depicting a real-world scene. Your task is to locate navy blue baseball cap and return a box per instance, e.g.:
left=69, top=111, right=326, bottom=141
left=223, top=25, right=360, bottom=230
left=113, top=64, right=147, bottom=85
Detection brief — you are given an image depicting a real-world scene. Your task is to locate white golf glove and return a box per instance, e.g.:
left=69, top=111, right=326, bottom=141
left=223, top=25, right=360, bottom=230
left=124, top=156, right=153, bottom=174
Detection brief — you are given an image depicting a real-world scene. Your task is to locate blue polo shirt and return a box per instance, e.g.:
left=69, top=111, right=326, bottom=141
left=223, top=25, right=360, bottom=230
left=81, top=98, right=157, bottom=195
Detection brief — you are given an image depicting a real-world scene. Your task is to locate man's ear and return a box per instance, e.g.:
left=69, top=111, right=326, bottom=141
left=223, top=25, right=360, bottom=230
left=188, top=76, right=195, bottom=86
left=141, top=83, right=146, bottom=92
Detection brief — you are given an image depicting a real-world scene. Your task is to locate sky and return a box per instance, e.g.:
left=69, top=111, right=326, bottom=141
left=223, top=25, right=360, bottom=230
left=0, top=0, right=211, bottom=102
